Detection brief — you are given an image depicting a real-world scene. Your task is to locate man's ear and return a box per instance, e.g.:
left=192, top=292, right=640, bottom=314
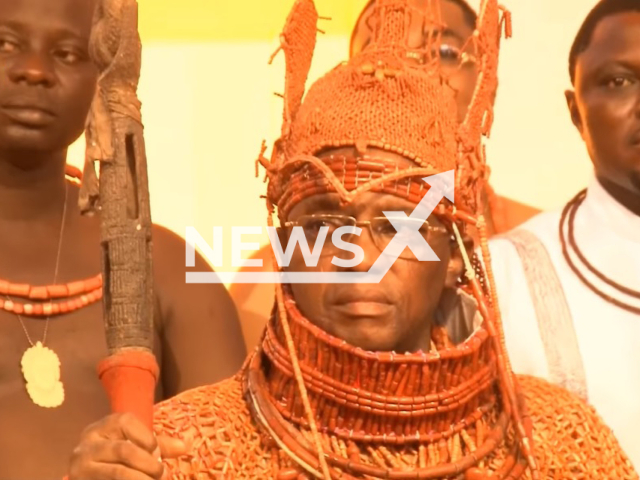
left=445, top=233, right=473, bottom=288
left=276, top=227, right=287, bottom=248
left=275, top=227, right=289, bottom=267
left=565, top=89, right=584, bottom=136
left=276, top=227, right=296, bottom=270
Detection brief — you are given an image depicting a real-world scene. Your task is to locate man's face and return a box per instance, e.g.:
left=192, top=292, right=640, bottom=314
left=351, top=0, right=478, bottom=122
left=567, top=12, right=640, bottom=196
left=0, top=0, right=97, bottom=157
left=284, top=149, right=454, bottom=353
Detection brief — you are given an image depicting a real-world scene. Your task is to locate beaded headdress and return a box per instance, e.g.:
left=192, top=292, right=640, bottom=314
left=258, top=0, right=505, bottom=220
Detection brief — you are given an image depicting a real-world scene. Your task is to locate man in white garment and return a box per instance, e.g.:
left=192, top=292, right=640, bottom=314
left=488, top=0, right=640, bottom=470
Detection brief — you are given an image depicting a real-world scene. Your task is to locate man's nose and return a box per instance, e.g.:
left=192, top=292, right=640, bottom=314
left=7, top=51, right=57, bottom=88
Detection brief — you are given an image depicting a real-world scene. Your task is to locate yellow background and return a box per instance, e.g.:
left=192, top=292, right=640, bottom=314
left=137, top=0, right=365, bottom=41
left=67, top=0, right=602, bottom=282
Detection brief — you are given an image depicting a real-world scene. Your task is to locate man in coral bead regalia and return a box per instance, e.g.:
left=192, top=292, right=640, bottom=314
left=68, top=1, right=636, bottom=479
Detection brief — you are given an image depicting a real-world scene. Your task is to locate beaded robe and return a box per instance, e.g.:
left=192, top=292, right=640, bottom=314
left=154, top=0, right=636, bottom=478
left=154, top=292, right=636, bottom=479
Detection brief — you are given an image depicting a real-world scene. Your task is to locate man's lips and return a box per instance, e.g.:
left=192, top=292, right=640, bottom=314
left=333, top=288, right=391, bottom=305
left=1, top=102, right=56, bottom=128
left=333, top=301, right=394, bottom=317
left=332, top=289, right=393, bottom=317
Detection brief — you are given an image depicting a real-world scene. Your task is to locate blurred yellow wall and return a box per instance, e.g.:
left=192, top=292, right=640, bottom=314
left=136, top=0, right=365, bottom=40
left=66, top=0, right=602, bottom=283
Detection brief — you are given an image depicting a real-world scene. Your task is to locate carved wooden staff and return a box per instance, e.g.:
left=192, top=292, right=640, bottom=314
left=80, top=0, right=157, bottom=429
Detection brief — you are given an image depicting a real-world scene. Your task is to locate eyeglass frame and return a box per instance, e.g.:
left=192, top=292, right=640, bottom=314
left=282, top=213, right=451, bottom=260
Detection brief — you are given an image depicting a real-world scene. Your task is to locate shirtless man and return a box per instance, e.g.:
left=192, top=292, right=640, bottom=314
left=0, top=0, right=246, bottom=477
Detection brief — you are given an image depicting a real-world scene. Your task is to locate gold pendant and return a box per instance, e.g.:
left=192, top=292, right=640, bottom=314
left=20, top=342, right=65, bottom=408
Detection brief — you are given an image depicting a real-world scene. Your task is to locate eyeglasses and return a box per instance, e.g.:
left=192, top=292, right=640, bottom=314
left=283, top=214, right=449, bottom=260
left=406, top=45, right=477, bottom=69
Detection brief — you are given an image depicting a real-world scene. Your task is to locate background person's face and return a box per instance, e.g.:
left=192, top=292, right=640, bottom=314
left=567, top=12, right=640, bottom=197
left=0, top=0, right=97, bottom=159
left=350, top=0, right=478, bottom=122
